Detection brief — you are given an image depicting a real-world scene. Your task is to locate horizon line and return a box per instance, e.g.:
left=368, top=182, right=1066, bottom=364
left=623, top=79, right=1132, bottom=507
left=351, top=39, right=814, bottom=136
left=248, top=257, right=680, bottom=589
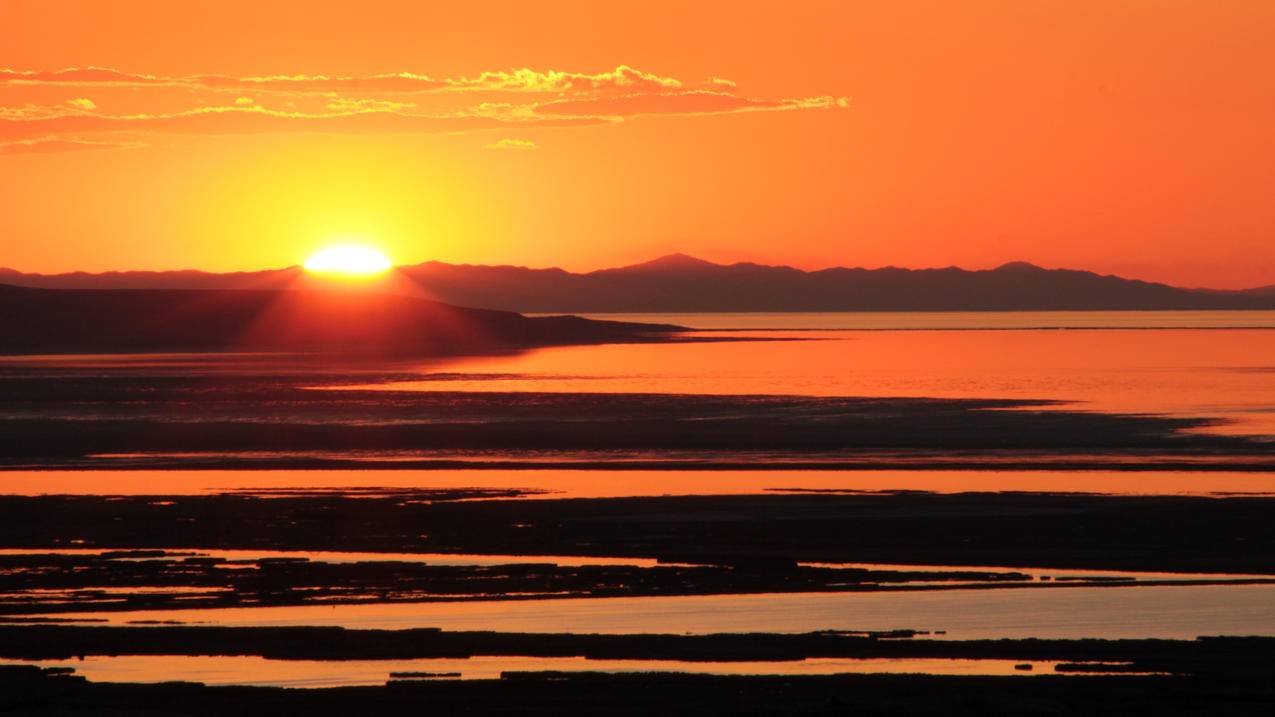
left=2, top=254, right=1272, bottom=293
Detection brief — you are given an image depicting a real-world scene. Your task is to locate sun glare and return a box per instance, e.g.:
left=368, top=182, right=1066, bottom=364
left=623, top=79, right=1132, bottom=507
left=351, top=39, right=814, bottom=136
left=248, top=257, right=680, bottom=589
left=303, top=245, right=393, bottom=276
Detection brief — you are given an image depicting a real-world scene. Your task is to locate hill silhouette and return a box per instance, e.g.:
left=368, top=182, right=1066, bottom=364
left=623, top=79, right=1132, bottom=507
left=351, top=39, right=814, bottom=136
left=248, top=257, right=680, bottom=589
left=3, top=256, right=1274, bottom=312
left=0, top=285, right=681, bottom=354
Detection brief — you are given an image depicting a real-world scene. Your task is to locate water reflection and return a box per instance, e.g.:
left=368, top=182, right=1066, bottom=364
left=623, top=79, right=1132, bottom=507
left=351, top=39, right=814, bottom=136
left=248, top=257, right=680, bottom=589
left=333, top=327, right=1275, bottom=436
left=3, top=468, right=1272, bottom=497
left=1, top=654, right=1121, bottom=687
left=35, top=584, right=1275, bottom=640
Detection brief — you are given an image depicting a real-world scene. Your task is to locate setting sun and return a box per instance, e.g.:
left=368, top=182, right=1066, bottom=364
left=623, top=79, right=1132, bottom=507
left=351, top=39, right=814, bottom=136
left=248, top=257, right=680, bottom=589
left=303, top=245, right=393, bottom=276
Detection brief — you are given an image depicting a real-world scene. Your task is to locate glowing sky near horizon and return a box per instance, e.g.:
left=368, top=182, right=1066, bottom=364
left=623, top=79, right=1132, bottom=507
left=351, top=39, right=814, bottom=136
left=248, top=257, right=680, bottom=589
left=1, top=1, right=1274, bottom=288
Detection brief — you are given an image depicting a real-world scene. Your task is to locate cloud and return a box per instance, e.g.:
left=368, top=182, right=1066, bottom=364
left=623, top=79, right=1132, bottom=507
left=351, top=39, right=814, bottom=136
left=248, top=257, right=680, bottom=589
left=0, top=67, right=166, bottom=85
left=534, top=91, right=850, bottom=118
left=486, top=138, right=538, bottom=151
left=189, top=72, right=454, bottom=95
left=0, top=105, right=606, bottom=143
left=464, top=65, right=681, bottom=94
left=324, top=97, right=416, bottom=112
left=0, top=138, right=142, bottom=156
left=0, top=64, right=847, bottom=147
left=2, top=65, right=682, bottom=96
left=0, top=103, right=86, bottom=120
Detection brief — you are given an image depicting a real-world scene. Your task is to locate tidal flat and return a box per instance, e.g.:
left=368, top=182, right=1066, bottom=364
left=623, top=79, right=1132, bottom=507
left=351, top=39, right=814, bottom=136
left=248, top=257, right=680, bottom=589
left=4, top=492, right=1274, bottom=574
left=3, top=324, right=1274, bottom=711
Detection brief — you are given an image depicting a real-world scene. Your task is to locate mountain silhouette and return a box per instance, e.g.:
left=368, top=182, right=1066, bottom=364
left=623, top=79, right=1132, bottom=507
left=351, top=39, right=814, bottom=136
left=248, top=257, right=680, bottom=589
left=3, top=255, right=1273, bottom=312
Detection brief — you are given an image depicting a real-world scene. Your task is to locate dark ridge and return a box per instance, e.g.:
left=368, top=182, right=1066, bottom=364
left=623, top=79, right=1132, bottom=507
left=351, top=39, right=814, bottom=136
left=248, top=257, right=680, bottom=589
left=3, top=650, right=1275, bottom=715
left=0, top=284, right=682, bottom=354
left=1, top=625, right=1270, bottom=666
left=4, top=256, right=1273, bottom=312
left=3, top=493, right=1275, bottom=574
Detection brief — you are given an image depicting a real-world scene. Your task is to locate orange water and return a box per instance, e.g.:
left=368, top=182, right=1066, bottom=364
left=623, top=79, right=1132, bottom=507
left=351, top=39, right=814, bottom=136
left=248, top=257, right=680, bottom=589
left=330, top=326, right=1275, bottom=437
left=32, top=583, right=1275, bottom=640
left=1, top=655, right=1102, bottom=686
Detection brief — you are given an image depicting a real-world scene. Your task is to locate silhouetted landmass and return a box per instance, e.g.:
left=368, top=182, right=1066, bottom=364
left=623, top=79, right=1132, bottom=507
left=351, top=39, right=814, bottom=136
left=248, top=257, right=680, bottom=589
left=0, top=550, right=1144, bottom=616
left=4, top=548, right=1270, bottom=617
left=3, top=625, right=1270, bottom=669
left=4, top=493, right=1275, bottom=574
left=5, top=663, right=1274, bottom=716
left=5, top=254, right=1275, bottom=311
left=0, top=284, right=681, bottom=354
left=2, top=380, right=1270, bottom=469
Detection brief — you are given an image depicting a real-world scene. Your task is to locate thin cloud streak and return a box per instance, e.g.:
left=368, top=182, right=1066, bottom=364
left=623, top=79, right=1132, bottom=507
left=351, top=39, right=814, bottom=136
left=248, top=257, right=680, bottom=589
left=0, top=106, right=608, bottom=142
left=0, top=138, right=143, bottom=155
left=486, top=138, right=538, bottom=150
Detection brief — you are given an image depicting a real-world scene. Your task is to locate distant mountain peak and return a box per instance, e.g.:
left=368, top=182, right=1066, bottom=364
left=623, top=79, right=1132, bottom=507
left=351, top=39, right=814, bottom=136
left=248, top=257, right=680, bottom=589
left=993, top=261, right=1045, bottom=272
left=622, top=253, right=720, bottom=270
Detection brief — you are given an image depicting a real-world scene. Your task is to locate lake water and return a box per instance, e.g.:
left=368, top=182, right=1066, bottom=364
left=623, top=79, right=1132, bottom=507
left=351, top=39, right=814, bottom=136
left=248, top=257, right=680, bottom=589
left=4, top=468, right=1274, bottom=497
left=4, top=311, right=1274, bottom=440
left=3, top=312, right=1274, bottom=686
left=338, top=312, right=1275, bottom=437
left=34, top=583, right=1275, bottom=641
left=0, top=655, right=1107, bottom=687
left=540, top=311, right=1275, bottom=331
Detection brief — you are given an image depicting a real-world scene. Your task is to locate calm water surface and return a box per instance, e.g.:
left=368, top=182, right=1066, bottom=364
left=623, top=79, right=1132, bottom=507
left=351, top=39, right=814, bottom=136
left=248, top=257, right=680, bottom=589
left=1, top=655, right=1101, bottom=687
left=545, top=311, right=1275, bottom=330
left=4, top=312, right=1273, bottom=437
left=36, top=584, right=1275, bottom=640
left=4, top=468, right=1273, bottom=496
left=339, top=314, right=1275, bottom=437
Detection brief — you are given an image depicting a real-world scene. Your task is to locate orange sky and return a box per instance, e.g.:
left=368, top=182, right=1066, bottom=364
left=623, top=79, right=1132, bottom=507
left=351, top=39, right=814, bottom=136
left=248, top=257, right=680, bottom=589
left=1, top=0, right=1273, bottom=288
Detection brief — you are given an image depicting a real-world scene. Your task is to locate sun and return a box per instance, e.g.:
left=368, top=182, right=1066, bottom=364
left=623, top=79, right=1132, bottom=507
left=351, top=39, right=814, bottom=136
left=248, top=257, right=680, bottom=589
left=303, top=244, right=393, bottom=277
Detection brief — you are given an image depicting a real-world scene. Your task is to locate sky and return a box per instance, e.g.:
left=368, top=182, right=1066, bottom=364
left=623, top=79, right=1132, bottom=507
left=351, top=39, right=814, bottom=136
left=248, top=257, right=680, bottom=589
left=1, top=0, right=1273, bottom=288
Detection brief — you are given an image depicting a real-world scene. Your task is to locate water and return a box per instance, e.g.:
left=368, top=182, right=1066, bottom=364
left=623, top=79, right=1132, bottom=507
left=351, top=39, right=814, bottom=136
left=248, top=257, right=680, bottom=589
left=32, top=584, right=1275, bottom=640
left=0, top=655, right=1102, bottom=687
left=333, top=321, right=1275, bottom=437
left=5, top=548, right=1263, bottom=584
left=538, top=310, right=1275, bottom=330
left=4, top=468, right=1274, bottom=497
left=5, top=312, right=1275, bottom=439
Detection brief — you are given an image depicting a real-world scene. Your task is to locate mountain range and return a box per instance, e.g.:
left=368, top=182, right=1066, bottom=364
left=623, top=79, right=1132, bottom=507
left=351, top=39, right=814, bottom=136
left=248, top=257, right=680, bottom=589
left=3, top=254, right=1274, bottom=312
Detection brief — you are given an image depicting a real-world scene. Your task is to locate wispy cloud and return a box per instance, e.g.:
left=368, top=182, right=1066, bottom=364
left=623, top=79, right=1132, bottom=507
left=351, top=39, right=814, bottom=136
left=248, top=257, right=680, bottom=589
left=1, top=65, right=683, bottom=95
left=0, top=138, right=142, bottom=155
left=486, top=138, right=538, bottom=150
left=534, top=91, right=850, bottom=119
left=0, top=67, right=168, bottom=85
left=0, top=106, right=605, bottom=143
left=0, top=64, right=847, bottom=151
